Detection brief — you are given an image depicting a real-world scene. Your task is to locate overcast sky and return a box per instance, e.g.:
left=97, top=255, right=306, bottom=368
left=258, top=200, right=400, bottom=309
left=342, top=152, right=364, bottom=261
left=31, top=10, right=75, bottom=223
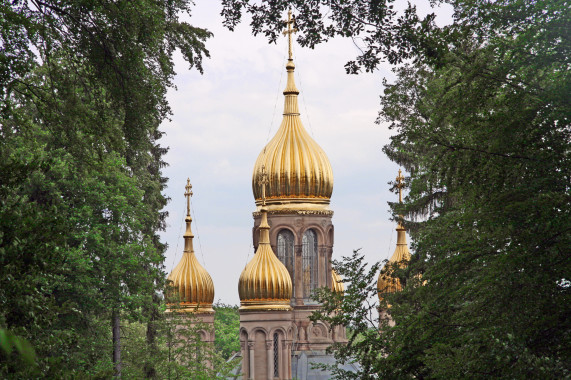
left=159, top=1, right=453, bottom=305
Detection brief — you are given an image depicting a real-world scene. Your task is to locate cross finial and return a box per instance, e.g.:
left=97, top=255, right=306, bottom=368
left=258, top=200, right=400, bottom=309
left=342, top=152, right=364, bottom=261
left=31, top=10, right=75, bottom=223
left=184, top=178, right=193, bottom=216
left=396, top=169, right=405, bottom=203
left=282, top=9, right=297, bottom=60
left=258, top=165, right=269, bottom=206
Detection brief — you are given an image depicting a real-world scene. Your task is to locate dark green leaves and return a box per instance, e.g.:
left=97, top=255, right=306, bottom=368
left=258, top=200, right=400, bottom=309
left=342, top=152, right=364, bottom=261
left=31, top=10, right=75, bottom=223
left=221, top=0, right=430, bottom=71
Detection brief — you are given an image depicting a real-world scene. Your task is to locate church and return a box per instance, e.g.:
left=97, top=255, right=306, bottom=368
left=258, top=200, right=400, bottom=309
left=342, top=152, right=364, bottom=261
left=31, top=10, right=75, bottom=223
left=166, top=11, right=409, bottom=380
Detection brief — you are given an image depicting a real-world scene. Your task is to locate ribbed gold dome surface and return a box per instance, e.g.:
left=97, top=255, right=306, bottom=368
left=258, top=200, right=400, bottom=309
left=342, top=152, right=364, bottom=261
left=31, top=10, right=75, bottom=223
left=239, top=207, right=292, bottom=311
left=167, top=180, right=214, bottom=313
left=252, top=58, right=333, bottom=210
left=168, top=249, right=215, bottom=313
left=377, top=223, right=411, bottom=301
left=332, top=269, right=345, bottom=293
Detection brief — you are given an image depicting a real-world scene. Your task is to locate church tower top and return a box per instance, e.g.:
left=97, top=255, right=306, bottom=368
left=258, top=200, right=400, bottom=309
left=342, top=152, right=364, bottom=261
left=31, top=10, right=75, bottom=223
left=167, top=179, right=214, bottom=313
left=239, top=169, right=293, bottom=310
left=252, top=11, right=333, bottom=212
left=377, top=170, right=411, bottom=300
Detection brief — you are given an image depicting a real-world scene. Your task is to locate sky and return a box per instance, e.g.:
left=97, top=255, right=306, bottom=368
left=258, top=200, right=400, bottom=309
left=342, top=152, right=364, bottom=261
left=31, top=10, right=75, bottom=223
left=159, top=1, right=453, bottom=305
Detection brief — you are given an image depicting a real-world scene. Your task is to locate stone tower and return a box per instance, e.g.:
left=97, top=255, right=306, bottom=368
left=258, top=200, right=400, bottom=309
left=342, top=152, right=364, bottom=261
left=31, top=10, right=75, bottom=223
left=377, top=169, right=411, bottom=325
left=167, top=179, right=215, bottom=344
left=238, top=10, right=347, bottom=380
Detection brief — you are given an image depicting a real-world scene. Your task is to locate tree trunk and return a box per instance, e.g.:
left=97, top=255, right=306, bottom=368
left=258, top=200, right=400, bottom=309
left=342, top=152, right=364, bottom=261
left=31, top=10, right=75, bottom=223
left=112, top=309, right=121, bottom=378
left=144, top=293, right=160, bottom=379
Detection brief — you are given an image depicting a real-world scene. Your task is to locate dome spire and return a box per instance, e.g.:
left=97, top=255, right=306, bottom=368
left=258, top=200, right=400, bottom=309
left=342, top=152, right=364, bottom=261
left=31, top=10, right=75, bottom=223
left=251, top=10, right=333, bottom=210
left=282, top=10, right=300, bottom=113
left=167, top=179, right=214, bottom=313
left=259, top=165, right=269, bottom=206
left=183, top=178, right=194, bottom=253
left=257, top=167, right=271, bottom=244
left=396, top=168, right=404, bottom=204
left=283, top=9, right=297, bottom=61
left=393, top=169, right=410, bottom=260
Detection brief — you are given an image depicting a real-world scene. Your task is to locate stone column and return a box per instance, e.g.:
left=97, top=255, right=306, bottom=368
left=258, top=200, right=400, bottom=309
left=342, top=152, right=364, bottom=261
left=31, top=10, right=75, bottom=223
left=326, top=246, right=333, bottom=289
left=279, top=340, right=285, bottom=380
left=240, top=341, right=247, bottom=380
left=266, top=340, right=273, bottom=379
left=285, top=341, right=293, bottom=380
left=319, top=246, right=327, bottom=287
left=294, top=244, right=303, bottom=305
left=248, top=342, right=255, bottom=380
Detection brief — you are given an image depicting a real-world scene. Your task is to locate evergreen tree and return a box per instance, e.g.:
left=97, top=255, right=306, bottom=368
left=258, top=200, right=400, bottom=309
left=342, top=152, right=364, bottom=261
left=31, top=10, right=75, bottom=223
left=0, top=0, right=211, bottom=376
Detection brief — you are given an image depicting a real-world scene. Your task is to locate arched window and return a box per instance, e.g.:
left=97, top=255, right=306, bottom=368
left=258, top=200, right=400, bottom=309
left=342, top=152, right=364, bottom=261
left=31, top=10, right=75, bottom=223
left=302, top=229, right=318, bottom=299
left=273, top=333, right=279, bottom=377
left=277, top=229, right=295, bottom=288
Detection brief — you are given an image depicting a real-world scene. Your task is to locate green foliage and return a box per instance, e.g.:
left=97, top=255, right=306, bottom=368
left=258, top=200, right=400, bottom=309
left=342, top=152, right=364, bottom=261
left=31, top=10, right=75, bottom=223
left=310, top=251, right=388, bottom=380
left=0, top=329, right=36, bottom=367
left=0, top=0, right=211, bottom=377
left=378, top=3, right=570, bottom=377
left=213, top=302, right=241, bottom=360
left=163, top=308, right=238, bottom=379
left=221, top=0, right=433, bottom=70
left=381, top=18, right=570, bottom=378
left=112, top=308, right=238, bottom=379
left=228, top=0, right=570, bottom=378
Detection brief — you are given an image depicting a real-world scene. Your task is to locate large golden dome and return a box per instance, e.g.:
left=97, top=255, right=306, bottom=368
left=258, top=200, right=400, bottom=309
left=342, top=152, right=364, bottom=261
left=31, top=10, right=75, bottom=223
left=239, top=206, right=292, bottom=311
left=167, top=180, right=214, bottom=313
left=252, top=58, right=333, bottom=211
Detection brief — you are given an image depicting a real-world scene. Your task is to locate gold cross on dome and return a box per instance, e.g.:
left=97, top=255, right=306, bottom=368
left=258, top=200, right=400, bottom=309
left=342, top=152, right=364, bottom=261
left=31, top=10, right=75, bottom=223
left=184, top=178, right=193, bottom=216
left=396, top=169, right=405, bottom=203
left=258, top=165, right=269, bottom=206
left=283, top=9, right=297, bottom=60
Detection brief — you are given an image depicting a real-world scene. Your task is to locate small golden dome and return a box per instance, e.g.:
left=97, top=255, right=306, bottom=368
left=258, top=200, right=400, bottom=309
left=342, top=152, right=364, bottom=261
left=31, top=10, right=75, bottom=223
left=378, top=170, right=410, bottom=302
left=252, top=57, right=333, bottom=211
left=239, top=207, right=292, bottom=311
left=167, top=180, right=214, bottom=313
left=332, top=269, right=344, bottom=293
left=377, top=224, right=411, bottom=301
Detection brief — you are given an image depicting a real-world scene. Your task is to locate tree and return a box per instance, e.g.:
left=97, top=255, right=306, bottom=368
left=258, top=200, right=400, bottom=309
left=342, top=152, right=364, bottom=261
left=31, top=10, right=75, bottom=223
left=213, top=302, right=241, bottom=360
left=0, top=329, right=36, bottom=367
left=380, top=19, right=570, bottom=376
left=163, top=307, right=238, bottom=380
left=224, top=0, right=570, bottom=378
left=119, top=309, right=237, bottom=379
left=0, top=0, right=211, bottom=377
left=221, top=0, right=436, bottom=71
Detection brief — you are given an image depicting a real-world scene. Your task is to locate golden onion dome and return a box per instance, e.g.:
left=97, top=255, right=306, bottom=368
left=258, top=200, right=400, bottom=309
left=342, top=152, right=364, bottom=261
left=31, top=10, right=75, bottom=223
left=167, top=180, right=214, bottom=313
left=331, top=269, right=345, bottom=293
left=252, top=56, right=333, bottom=212
left=377, top=223, right=411, bottom=301
left=378, top=170, right=411, bottom=303
left=238, top=205, right=292, bottom=311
